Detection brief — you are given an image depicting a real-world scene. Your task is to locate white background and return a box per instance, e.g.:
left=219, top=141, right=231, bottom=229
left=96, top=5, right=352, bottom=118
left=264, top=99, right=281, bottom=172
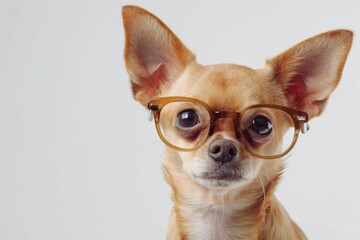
left=1, top=0, right=359, bottom=239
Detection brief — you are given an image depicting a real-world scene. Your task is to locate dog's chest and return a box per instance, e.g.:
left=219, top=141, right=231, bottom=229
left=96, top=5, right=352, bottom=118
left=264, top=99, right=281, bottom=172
left=184, top=205, right=242, bottom=240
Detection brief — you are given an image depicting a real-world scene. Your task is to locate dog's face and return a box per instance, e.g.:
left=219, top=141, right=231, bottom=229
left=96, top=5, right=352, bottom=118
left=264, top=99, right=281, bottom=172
left=123, top=6, right=352, bottom=191
left=165, top=64, right=288, bottom=190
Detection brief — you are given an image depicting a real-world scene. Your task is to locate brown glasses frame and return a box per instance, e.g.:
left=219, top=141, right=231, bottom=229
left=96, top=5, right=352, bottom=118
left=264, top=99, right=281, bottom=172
left=148, top=96, right=309, bottom=159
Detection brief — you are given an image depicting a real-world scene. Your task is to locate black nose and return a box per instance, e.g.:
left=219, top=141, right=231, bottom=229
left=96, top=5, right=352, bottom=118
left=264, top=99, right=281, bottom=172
left=208, top=139, right=239, bottom=164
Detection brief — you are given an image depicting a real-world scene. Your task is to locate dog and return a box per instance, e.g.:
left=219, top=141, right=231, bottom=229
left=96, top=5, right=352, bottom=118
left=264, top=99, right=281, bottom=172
left=122, top=5, right=352, bottom=240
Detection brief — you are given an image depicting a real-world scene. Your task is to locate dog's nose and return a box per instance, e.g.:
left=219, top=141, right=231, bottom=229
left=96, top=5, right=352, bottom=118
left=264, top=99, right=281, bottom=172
left=208, top=139, right=239, bottom=164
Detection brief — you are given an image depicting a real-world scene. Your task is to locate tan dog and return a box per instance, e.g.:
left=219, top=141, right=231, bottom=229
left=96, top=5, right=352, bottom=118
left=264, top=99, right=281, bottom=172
left=122, top=6, right=352, bottom=240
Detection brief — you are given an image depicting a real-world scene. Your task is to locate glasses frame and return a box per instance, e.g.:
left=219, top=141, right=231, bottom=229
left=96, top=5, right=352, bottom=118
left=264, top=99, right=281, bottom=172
left=148, top=96, right=309, bottom=160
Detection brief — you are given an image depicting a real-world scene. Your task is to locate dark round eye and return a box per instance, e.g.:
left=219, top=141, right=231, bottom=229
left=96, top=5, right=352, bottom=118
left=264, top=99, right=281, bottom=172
left=176, top=110, right=199, bottom=129
left=250, top=116, right=273, bottom=135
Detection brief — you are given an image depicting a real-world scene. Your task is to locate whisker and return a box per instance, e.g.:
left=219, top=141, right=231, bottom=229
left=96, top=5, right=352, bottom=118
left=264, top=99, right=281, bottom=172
left=257, top=169, right=266, bottom=199
left=260, top=164, right=275, bottom=186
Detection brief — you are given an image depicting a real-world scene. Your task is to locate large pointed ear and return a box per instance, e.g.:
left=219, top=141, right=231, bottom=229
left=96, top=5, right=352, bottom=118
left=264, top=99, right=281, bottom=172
left=122, top=6, right=196, bottom=106
left=267, top=30, right=353, bottom=119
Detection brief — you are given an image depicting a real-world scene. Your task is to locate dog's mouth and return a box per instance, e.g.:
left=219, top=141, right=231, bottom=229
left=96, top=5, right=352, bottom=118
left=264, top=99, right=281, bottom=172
left=194, top=165, right=245, bottom=189
left=201, top=168, right=242, bottom=181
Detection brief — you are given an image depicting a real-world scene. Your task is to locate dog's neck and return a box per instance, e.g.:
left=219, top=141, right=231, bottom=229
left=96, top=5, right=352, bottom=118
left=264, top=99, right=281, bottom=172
left=163, top=152, right=287, bottom=240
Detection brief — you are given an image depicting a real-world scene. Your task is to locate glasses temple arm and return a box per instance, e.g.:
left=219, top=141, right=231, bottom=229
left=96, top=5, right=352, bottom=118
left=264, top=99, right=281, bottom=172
left=147, top=103, right=159, bottom=122
left=296, top=115, right=310, bottom=134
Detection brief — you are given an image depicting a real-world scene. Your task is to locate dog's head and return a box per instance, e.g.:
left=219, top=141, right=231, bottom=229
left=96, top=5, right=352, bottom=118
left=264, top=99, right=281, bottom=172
left=122, top=6, right=352, bottom=191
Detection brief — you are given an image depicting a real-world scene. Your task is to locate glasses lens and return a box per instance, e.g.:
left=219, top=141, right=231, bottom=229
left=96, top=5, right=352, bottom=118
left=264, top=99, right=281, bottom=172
left=158, top=101, right=211, bottom=150
left=241, top=107, right=295, bottom=158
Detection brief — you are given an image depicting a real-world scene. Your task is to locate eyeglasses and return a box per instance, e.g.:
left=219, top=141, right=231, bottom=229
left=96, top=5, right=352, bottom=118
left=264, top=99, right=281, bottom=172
left=147, top=97, right=309, bottom=159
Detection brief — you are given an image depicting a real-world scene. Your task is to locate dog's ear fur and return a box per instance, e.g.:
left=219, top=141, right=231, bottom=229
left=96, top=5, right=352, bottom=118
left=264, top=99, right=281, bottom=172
left=122, top=6, right=196, bottom=106
left=267, top=30, right=353, bottom=119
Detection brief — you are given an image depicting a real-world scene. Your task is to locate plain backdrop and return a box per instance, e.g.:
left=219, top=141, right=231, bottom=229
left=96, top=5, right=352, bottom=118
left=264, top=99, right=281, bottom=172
left=1, top=0, right=360, bottom=239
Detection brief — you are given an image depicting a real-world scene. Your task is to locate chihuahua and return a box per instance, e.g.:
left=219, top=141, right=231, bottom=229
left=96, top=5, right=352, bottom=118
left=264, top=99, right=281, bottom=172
left=122, top=6, right=352, bottom=240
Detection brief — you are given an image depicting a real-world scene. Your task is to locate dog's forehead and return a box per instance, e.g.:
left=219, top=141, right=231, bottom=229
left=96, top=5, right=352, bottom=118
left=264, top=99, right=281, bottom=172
left=171, top=63, right=271, bottom=110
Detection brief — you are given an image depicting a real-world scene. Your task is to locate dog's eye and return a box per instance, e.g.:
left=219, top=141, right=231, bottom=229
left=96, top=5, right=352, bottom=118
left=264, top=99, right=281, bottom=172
left=249, top=116, right=273, bottom=135
left=176, top=110, right=199, bottom=129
